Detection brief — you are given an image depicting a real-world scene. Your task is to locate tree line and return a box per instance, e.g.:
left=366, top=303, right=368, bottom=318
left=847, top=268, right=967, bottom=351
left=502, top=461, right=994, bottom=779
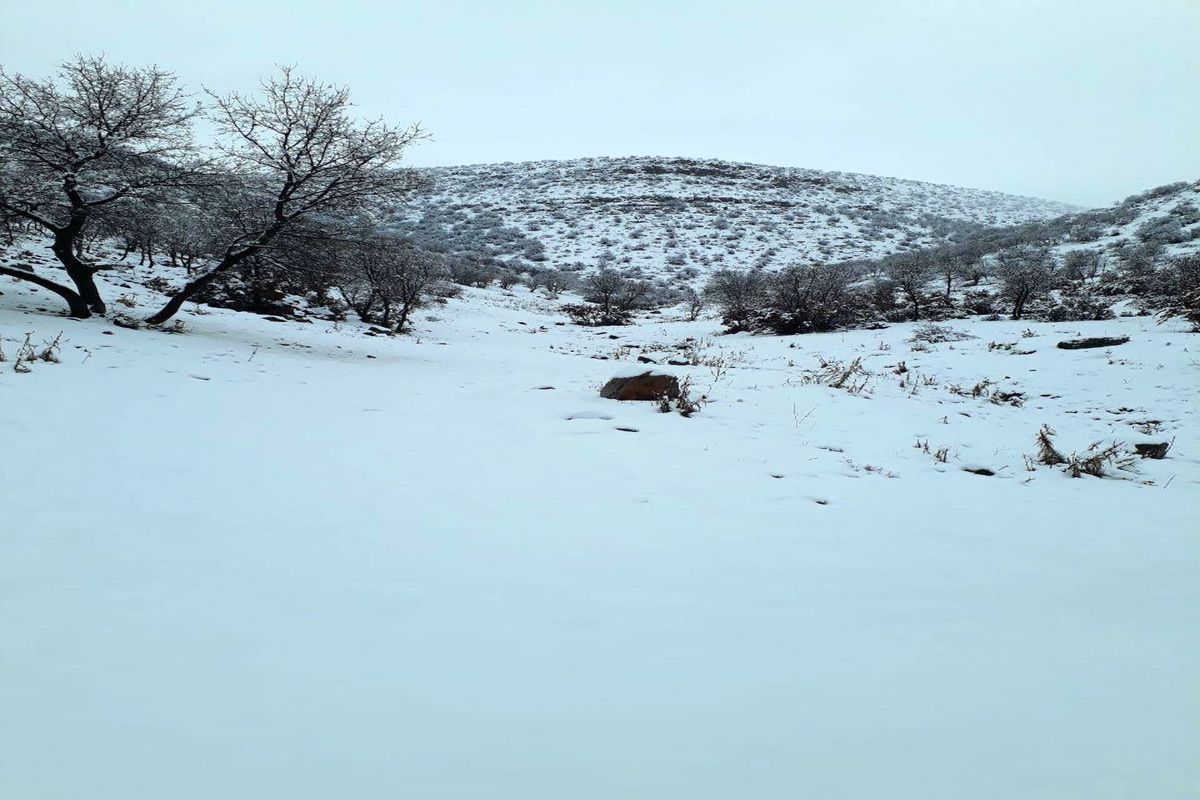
left=702, top=238, right=1199, bottom=335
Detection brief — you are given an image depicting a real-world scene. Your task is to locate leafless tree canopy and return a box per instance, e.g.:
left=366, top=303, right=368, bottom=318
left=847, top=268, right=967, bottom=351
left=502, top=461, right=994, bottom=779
left=583, top=268, right=650, bottom=315
left=886, top=251, right=934, bottom=320
left=703, top=268, right=770, bottom=331
left=0, top=56, right=202, bottom=314
left=337, top=237, right=446, bottom=332
left=209, top=67, right=424, bottom=226
left=994, top=244, right=1056, bottom=319
left=145, top=67, right=426, bottom=324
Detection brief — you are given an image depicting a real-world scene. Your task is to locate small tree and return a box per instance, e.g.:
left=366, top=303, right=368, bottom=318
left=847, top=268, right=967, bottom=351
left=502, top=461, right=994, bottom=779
left=0, top=56, right=202, bottom=316
left=1062, top=249, right=1105, bottom=282
left=337, top=238, right=444, bottom=332
left=938, top=242, right=986, bottom=299
left=1151, top=254, right=1200, bottom=331
left=529, top=268, right=576, bottom=298
left=759, top=263, right=859, bottom=334
left=994, top=244, right=1056, bottom=319
left=583, top=268, right=649, bottom=316
left=886, top=251, right=933, bottom=320
left=145, top=67, right=424, bottom=325
left=1123, top=241, right=1164, bottom=283
left=703, top=268, right=769, bottom=331
left=683, top=286, right=705, bottom=321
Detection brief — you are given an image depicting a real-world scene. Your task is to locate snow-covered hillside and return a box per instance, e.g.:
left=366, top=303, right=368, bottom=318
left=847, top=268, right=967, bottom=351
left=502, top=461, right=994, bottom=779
left=1048, top=179, right=1200, bottom=263
left=397, top=156, right=1077, bottom=281
left=2, top=262, right=1196, bottom=799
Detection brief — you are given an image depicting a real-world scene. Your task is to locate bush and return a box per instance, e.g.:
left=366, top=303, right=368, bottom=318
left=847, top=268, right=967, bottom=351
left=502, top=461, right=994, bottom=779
left=561, top=303, right=631, bottom=326
left=583, top=268, right=650, bottom=314
left=705, top=265, right=869, bottom=335
left=1146, top=254, right=1200, bottom=330
left=994, top=244, right=1057, bottom=319
left=1044, top=287, right=1115, bottom=322
left=751, top=264, right=864, bottom=334
left=527, top=268, right=578, bottom=298
left=703, top=269, right=770, bottom=331
left=448, top=260, right=497, bottom=288
left=961, top=289, right=997, bottom=316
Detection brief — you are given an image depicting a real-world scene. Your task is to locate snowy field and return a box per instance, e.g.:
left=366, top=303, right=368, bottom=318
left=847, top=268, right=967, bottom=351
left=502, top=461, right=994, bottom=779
left=2, top=276, right=1197, bottom=799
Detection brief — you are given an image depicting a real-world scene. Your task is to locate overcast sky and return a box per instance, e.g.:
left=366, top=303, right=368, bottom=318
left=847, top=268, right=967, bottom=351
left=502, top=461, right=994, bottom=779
left=2, top=0, right=1196, bottom=207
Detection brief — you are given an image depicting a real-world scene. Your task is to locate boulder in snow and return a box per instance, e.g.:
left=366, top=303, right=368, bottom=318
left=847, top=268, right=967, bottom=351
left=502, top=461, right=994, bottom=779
left=600, top=368, right=680, bottom=401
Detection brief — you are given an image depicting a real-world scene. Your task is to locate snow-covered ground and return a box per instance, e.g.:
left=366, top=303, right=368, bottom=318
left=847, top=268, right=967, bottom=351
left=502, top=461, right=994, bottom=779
left=2, top=272, right=1197, bottom=799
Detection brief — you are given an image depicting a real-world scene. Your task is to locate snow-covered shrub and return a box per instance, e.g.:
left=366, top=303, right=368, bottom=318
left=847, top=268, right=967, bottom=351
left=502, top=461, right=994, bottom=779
left=1061, top=249, right=1105, bottom=282
left=195, top=256, right=304, bottom=317
left=1136, top=215, right=1187, bottom=245
left=1044, top=287, right=1115, bottom=322
left=335, top=239, right=448, bottom=332
left=1144, top=254, right=1200, bottom=330
left=907, top=323, right=975, bottom=344
left=884, top=252, right=936, bottom=320
left=448, top=260, right=497, bottom=288
left=526, top=268, right=578, bottom=298
left=961, top=289, right=997, bottom=316
left=561, top=303, right=631, bottom=327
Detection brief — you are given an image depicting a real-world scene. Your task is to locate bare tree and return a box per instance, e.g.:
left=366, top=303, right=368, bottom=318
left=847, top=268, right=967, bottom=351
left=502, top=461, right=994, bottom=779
left=994, top=244, right=1056, bottom=319
left=583, top=268, right=649, bottom=316
left=337, top=238, right=445, bottom=332
left=885, top=251, right=933, bottom=320
left=683, top=286, right=705, bottom=321
left=1154, top=254, right=1200, bottom=331
left=529, top=268, right=576, bottom=298
left=703, top=268, right=769, bottom=331
left=763, top=263, right=858, bottom=333
left=0, top=56, right=201, bottom=316
left=937, top=242, right=985, bottom=299
left=1062, top=248, right=1105, bottom=282
left=145, top=67, right=424, bottom=325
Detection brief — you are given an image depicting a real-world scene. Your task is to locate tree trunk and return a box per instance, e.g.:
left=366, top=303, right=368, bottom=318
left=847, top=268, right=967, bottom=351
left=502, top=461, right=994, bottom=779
left=146, top=254, right=238, bottom=325
left=148, top=223, right=287, bottom=325
left=0, top=266, right=91, bottom=318
left=51, top=223, right=107, bottom=315
left=395, top=301, right=416, bottom=333
left=1012, top=292, right=1028, bottom=320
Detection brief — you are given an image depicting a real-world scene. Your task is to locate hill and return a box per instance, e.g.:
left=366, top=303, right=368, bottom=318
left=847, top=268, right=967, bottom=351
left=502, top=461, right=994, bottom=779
left=394, top=156, right=1077, bottom=283
left=960, top=178, right=1200, bottom=267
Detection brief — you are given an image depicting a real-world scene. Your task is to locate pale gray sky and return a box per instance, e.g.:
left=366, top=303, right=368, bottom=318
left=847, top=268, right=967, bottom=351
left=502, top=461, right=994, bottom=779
left=2, top=0, right=1196, bottom=207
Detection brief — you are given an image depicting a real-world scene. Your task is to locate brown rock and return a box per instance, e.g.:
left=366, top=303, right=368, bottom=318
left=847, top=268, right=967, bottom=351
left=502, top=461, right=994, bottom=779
left=600, top=371, right=680, bottom=401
